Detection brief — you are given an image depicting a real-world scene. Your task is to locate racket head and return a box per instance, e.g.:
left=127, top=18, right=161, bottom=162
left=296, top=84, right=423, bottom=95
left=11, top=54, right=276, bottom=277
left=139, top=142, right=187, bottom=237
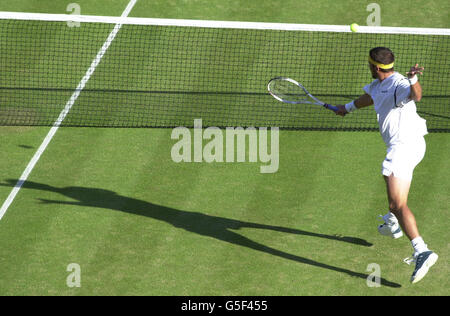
left=267, top=77, right=311, bottom=104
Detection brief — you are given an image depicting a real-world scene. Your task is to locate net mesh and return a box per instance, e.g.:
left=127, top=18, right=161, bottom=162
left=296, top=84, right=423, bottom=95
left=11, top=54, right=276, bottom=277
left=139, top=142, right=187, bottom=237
left=0, top=18, right=449, bottom=131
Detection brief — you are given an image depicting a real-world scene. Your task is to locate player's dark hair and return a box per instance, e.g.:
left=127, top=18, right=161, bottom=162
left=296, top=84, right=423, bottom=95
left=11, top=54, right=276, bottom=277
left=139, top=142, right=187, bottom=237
left=369, top=47, right=395, bottom=72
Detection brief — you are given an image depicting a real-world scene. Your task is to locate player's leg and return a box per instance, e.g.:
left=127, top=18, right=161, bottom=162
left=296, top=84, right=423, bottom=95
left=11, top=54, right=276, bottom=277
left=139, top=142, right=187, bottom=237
left=384, top=175, right=418, bottom=240
left=380, top=138, right=438, bottom=283
left=378, top=139, right=423, bottom=239
left=384, top=174, right=438, bottom=283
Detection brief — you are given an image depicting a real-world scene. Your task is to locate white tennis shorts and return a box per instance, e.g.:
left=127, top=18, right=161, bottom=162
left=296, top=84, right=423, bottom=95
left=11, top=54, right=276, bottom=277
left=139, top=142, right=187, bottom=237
left=382, top=137, right=426, bottom=181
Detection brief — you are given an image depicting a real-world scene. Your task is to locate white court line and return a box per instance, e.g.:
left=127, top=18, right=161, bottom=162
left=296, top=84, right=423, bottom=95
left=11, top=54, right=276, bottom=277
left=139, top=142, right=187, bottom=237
left=1, top=12, right=449, bottom=35
left=0, top=0, right=138, bottom=221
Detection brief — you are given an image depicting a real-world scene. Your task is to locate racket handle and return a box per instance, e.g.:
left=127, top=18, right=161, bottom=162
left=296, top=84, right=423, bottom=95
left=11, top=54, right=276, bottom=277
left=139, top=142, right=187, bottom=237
left=324, top=104, right=338, bottom=112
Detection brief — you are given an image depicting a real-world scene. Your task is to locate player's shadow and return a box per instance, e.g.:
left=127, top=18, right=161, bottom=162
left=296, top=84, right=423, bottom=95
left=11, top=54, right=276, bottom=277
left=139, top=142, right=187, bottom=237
left=1, top=179, right=401, bottom=288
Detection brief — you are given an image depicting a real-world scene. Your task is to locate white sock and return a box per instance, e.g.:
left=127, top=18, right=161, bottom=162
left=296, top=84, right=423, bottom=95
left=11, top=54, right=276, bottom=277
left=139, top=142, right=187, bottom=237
left=411, top=236, right=429, bottom=254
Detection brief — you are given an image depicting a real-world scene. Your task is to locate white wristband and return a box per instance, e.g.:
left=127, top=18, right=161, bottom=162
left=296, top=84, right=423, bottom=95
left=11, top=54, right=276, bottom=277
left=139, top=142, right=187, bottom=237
left=345, top=101, right=357, bottom=113
left=408, top=75, right=418, bottom=85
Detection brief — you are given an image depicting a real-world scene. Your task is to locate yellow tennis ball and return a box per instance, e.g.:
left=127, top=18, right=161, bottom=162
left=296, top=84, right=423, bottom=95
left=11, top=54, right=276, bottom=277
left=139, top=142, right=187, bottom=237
left=350, top=23, right=359, bottom=32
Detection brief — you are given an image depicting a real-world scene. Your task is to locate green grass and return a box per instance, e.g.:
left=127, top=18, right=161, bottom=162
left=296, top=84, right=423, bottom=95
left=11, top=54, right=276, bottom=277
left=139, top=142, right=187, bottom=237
left=3, top=0, right=449, bottom=28
left=131, top=0, right=450, bottom=28
left=0, top=128, right=448, bottom=295
left=0, top=0, right=449, bottom=296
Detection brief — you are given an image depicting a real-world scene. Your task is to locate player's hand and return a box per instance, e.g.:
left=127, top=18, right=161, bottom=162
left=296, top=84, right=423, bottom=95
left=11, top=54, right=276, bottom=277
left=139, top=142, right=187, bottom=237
left=407, top=64, right=424, bottom=78
left=335, top=105, right=348, bottom=117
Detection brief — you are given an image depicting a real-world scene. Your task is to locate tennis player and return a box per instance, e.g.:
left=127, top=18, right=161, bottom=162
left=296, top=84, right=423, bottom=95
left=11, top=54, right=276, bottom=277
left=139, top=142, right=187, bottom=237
left=336, top=47, right=438, bottom=283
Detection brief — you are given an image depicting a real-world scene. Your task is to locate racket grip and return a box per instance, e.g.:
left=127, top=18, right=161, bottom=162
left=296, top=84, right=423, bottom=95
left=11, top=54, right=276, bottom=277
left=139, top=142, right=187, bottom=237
left=324, top=104, right=338, bottom=112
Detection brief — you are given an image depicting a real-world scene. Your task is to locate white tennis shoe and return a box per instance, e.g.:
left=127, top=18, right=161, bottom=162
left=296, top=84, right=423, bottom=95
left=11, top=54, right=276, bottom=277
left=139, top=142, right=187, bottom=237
left=404, top=251, right=439, bottom=284
left=378, top=213, right=403, bottom=239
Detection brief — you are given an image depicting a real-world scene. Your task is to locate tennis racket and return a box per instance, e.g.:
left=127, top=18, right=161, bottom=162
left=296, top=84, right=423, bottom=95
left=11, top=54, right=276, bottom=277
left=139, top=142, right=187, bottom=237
left=267, top=77, right=338, bottom=113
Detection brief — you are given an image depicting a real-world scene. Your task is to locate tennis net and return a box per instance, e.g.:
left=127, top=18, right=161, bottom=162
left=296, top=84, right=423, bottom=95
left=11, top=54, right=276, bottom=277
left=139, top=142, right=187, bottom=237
left=0, top=12, right=449, bottom=131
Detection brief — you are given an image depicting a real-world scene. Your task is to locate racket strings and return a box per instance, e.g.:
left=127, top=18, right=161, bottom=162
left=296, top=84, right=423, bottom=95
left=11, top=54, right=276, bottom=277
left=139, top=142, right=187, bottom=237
left=272, top=81, right=308, bottom=102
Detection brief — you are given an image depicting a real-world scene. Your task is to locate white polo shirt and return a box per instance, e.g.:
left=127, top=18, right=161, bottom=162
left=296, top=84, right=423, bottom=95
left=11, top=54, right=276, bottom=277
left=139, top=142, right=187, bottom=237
left=363, top=72, right=428, bottom=146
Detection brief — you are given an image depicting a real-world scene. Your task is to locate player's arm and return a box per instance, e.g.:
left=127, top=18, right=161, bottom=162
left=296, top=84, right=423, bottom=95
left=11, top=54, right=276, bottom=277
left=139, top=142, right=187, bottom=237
left=335, top=93, right=373, bottom=116
left=407, top=64, right=424, bottom=102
